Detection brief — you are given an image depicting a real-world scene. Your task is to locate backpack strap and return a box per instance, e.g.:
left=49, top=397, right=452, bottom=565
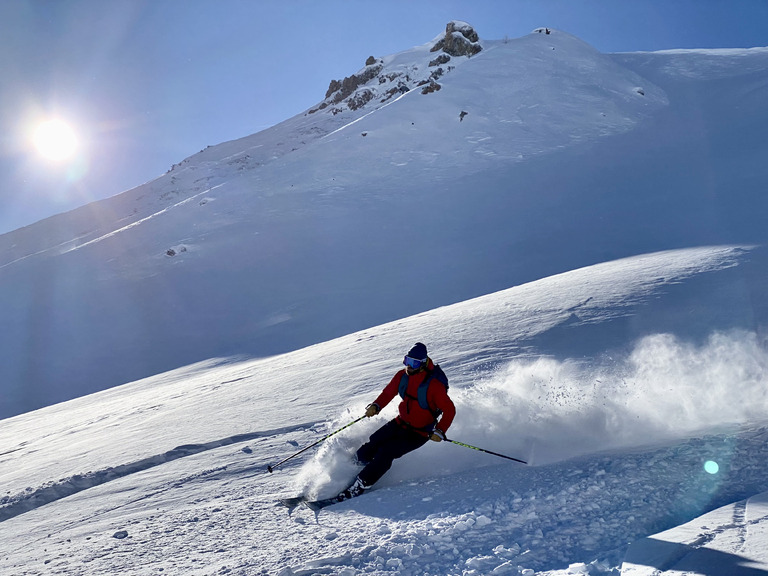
left=398, top=371, right=410, bottom=401
left=398, top=369, right=442, bottom=417
left=416, top=372, right=434, bottom=412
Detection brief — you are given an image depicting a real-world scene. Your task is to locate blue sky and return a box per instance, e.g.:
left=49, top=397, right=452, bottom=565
left=1, top=0, right=767, bottom=235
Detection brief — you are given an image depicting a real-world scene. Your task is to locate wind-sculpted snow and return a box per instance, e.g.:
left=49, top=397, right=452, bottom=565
left=0, top=423, right=314, bottom=523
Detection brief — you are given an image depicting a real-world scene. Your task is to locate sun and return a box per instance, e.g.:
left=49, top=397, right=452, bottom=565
left=33, top=119, right=79, bottom=161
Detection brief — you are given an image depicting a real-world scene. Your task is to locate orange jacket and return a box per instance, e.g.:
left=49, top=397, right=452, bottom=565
left=372, top=359, right=456, bottom=435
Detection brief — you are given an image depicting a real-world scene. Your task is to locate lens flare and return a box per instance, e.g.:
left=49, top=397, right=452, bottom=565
left=704, top=460, right=719, bottom=474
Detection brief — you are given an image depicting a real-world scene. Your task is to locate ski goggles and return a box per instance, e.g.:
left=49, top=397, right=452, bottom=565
left=403, top=356, right=426, bottom=370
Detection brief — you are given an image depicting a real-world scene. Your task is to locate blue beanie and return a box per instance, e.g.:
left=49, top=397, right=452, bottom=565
left=407, top=342, right=428, bottom=361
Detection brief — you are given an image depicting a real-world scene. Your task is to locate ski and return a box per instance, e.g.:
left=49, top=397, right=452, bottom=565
left=302, top=496, right=345, bottom=511
left=279, top=481, right=369, bottom=513
left=277, top=495, right=339, bottom=512
left=277, top=496, right=306, bottom=511
left=303, top=485, right=371, bottom=510
left=278, top=490, right=363, bottom=512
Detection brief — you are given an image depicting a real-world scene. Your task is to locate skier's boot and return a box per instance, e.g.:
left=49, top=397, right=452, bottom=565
left=352, top=454, right=370, bottom=468
left=336, top=476, right=369, bottom=502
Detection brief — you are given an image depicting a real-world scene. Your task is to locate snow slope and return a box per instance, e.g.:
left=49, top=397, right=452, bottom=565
left=2, top=245, right=768, bottom=575
left=1, top=24, right=767, bottom=576
left=623, top=491, right=768, bottom=575
left=2, top=28, right=766, bottom=420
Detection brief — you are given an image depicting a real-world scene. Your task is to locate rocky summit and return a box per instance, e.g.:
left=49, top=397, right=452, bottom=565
left=311, top=21, right=481, bottom=114
left=431, top=20, right=482, bottom=57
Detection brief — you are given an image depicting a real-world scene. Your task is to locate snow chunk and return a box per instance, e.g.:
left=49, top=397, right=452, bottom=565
left=476, top=514, right=493, bottom=527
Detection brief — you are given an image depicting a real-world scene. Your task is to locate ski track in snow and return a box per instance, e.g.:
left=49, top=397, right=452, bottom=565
left=65, top=185, right=224, bottom=253
left=622, top=490, right=768, bottom=575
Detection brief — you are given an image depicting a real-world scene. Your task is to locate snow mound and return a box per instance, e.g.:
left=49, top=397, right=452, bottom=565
left=622, top=490, right=768, bottom=574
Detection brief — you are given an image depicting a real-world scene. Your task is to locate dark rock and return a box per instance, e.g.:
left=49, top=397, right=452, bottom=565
left=325, top=64, right=383, bottom=102
left=429, top=53, right=451, bottom=67
left=431, top=21, right=482, bottom=57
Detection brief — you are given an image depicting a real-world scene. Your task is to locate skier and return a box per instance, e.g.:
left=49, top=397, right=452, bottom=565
left=338, top=342, right=456, bottom=501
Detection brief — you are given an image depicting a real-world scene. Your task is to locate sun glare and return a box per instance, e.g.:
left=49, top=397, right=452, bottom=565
left=33, top=119, right=78, bottom=161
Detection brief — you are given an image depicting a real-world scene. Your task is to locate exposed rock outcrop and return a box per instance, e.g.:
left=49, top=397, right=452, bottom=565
left=308, top=22, right=481, bottom=115
left=324, top=62, right=383, bottom=102
left=431, top=21, right=482, bottom=57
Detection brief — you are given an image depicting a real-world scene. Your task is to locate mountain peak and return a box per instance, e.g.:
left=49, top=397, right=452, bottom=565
left=431, top=20, right=482, bottom=57
left=310, top=21, right=481, bottom=115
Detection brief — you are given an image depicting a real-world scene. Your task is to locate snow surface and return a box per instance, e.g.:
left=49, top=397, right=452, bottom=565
left=2, top=245, right=768, bottom=575
left=1, top=26, right=768, bottom=575
left=622, top=491, right=768, bottom=575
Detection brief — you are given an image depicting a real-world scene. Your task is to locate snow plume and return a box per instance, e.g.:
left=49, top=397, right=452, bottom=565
left=455, top=330, right=768, bottom=467
left=292, top=411, right=381, bottom=499
left=292, top=330, right=768, bottom=491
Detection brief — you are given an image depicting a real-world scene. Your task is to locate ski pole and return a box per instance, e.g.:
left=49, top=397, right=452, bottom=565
left=444, top=437, right=527, bottom=465
left=267, top=415, right=366, bottom=473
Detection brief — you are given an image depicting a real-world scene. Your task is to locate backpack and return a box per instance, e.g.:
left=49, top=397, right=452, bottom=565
left=398, top=364, right=449, bottom=418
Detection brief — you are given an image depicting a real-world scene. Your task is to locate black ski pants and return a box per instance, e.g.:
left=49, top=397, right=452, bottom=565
left=355, top=419, right=430, bottom=487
